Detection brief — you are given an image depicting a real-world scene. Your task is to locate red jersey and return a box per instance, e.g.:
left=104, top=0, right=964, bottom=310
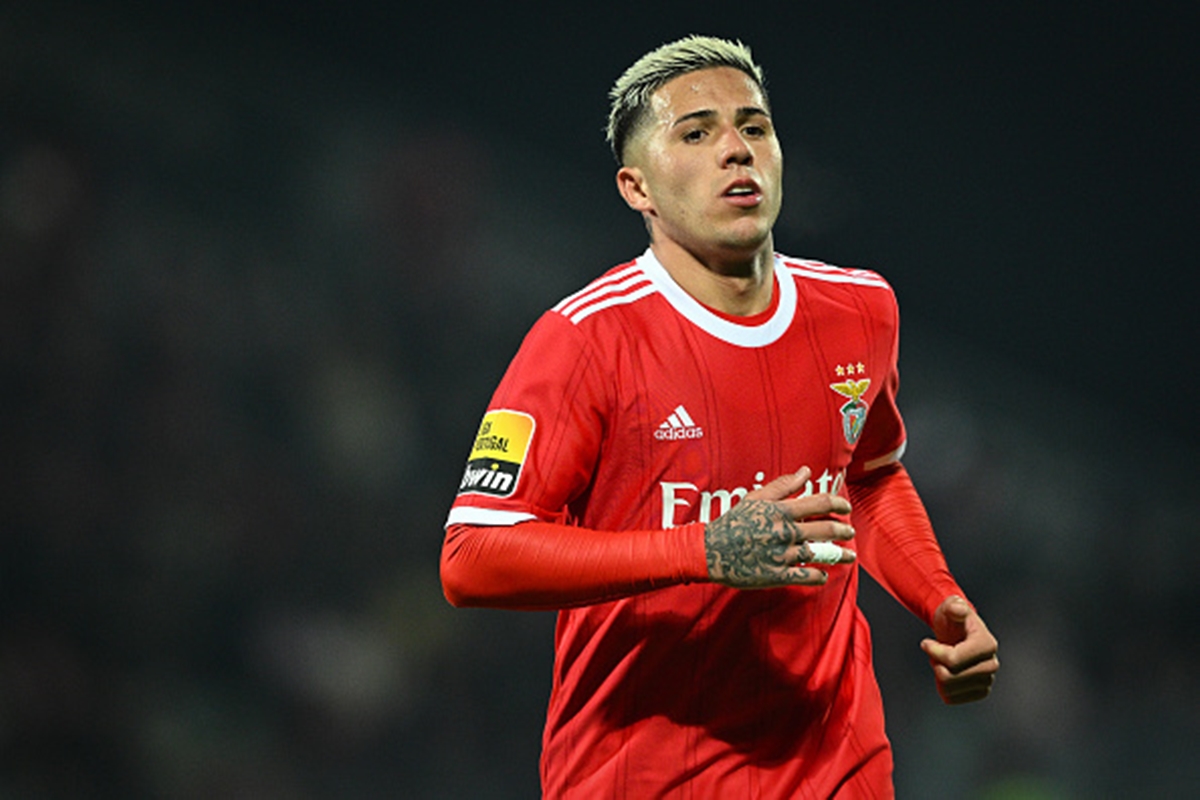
left=446, top=249, right=962, bottom=798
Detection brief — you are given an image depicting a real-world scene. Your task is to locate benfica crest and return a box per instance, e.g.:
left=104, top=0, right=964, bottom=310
left=830, top=376, right=871, bottom=445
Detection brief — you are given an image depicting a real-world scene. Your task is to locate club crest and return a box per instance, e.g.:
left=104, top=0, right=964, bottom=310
left=830, top=372, right=871, bottom=445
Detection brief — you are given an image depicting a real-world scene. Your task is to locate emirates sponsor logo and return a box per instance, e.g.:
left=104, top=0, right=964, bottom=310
left=659, top=468, right=846, bottom=529
left=655, top=405, right=704, bottom=440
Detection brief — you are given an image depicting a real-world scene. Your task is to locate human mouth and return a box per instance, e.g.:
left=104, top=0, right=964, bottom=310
left=722, top=179, right=763, bottom=207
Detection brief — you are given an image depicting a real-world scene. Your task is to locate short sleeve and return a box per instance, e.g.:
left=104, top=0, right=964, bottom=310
left=847, top=286, right=907, bottom=479
left=446, top=311, right=609, bottom=527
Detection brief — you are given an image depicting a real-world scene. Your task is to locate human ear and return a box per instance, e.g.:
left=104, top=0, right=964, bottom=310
left=616, top=166, right=653, bottom=214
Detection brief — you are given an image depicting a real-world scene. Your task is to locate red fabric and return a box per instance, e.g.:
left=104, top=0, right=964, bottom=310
left=440, top=520, right=708, bottom=610
left=440, top=250, right=961, bottom=798
left=849, top=462, right=965, bottom=626
left=441, top=464, right=965, bottom=622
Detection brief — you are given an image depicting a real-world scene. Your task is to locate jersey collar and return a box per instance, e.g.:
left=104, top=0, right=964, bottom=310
left=639, top=248, right=797, bottom=348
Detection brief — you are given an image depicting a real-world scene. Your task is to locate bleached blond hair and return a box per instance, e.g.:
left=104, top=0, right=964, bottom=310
left=606, top=35, right=768, bottom=165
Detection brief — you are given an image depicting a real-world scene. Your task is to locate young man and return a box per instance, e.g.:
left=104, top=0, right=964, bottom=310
left=441, top=35, right=998, bottom=798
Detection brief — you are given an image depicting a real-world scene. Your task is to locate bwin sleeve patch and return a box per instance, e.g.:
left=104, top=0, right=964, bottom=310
left=457, top=410, right=535, bottom=498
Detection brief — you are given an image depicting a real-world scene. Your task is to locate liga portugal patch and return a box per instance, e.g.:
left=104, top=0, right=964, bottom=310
left=457, top=410, right=535, bottom=498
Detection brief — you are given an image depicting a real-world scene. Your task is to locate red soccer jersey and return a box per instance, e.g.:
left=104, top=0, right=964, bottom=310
left=447, top=249, right=946, bottom=798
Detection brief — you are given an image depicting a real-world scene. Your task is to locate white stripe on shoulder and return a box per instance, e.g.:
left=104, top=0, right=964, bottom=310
left=553, top=264, right=657, bottom=324
left=782, top=258, right=891, bottom=289
left=445, top=506, right=537, bottom=528
left=863, top=440, right=907, bottom=471
left=568, top=284, right=658, bottom=323
left=553, top=263, right=643, bottom=313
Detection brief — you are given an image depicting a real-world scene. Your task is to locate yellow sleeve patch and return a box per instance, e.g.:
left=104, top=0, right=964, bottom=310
left=458, top=410, right=535, bottom=497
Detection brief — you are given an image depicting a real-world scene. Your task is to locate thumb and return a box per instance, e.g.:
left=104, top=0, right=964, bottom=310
left=932, top=595, right=971, bottom=645
left=746, top=466, right=811, bottom=502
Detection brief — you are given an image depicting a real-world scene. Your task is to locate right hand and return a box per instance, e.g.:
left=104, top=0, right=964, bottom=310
left=704, top=467, right=855, bottom=588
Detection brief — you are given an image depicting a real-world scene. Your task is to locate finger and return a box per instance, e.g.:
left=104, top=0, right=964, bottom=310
left=932, top=655, right=1000, bottom=681
left=777, top=491, right=852, bottom=521
left=920, top=639, right=954, bottom=666
left=922, top=637, right=1000, bottom=674
left=932, top=596, right=973, bottom=643
left=926, top=612, right=997, bottom=663
left=794, top=518, right=856, bottom=543
left=800, top=541, right=856, bottom=565
left=780, top=565, right=829, bottom=587
left=945, top=596, right=972, bottom=621
left=921, top=657, right=998, bottom=700
left=932, top=660, right=998, bottom=704
left=940, top=678, right=996, bottom=705
left=745, top=467, right=812, bottom=502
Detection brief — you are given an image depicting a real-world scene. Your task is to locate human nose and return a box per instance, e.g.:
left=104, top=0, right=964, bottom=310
left=719, top=127, right=753, bottom=167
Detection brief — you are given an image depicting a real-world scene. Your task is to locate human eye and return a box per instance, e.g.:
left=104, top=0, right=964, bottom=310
left=681, top=128, right=707, bottom=143
left=742, top=120, right=771, bottom=138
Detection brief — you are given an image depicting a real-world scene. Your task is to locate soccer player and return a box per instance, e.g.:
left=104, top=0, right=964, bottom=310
left=440, top=35, right=998, bottom=798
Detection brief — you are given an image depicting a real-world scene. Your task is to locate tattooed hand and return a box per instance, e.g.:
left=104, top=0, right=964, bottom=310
left=704, top=467, right=856, bottom=588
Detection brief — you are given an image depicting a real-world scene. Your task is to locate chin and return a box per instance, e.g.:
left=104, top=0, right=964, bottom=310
left=718, top=227, right=772, bottom=254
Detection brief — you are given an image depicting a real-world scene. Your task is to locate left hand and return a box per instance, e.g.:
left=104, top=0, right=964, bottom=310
left=920, top=595, right=999, bottom=704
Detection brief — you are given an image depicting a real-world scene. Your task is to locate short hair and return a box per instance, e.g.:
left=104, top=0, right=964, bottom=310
left=606, top=35, right=768, bottom=165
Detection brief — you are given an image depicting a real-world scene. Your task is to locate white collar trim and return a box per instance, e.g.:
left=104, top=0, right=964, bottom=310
left=638, top=248, right=796, bottom=348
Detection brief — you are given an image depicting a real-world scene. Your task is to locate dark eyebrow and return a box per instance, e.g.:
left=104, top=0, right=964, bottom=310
left=671, top=106, right=771, bottom=128
left=737, top=106, right=771, bottom=122
left=671, top=109, right=716, bottom=128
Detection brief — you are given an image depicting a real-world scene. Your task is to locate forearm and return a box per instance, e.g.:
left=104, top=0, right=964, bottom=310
left=847, top=463, right=965, bottom=626
left=440, top=520, right=709, bottom=610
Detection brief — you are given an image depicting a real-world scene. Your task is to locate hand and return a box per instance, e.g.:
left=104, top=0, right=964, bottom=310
left=704, top=467, right=856, bottom=589
left=920, top=596, right=999, bottom=704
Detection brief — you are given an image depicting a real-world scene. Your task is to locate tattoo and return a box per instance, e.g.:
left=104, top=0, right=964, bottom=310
left=704, top=499, right=812, bottom=587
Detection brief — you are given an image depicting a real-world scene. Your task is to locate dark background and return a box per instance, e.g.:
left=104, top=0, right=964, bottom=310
left=2, top=2, right=1197, bottom=797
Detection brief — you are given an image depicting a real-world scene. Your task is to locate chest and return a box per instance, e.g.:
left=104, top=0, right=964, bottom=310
left=596, top=304, right=885, bottom=525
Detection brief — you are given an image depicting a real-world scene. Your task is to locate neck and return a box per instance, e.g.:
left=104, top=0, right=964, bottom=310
left=650, top=237, right=776, bottom=317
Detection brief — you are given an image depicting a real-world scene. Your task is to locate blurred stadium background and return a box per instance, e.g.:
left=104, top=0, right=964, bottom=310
left=2, top=3, right=1196, bottom=797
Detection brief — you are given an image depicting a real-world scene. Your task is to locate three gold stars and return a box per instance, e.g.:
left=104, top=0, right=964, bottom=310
left=834, top=363, right=866, bottom=377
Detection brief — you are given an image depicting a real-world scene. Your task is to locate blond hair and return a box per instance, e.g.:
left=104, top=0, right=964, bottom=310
left=606, top=35, right=768, bottom=164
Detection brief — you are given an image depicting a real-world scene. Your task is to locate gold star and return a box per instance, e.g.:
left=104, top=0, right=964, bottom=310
left=856, top=362, right=866, bottom=374
left=835, top=365, right=845, bottom=376
left=845, top=363, right=855, bottom=375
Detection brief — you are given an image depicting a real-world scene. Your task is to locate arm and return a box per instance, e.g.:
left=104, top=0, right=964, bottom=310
left=441, top=467, right=856, bottom=610
left=440, top=519, right=708, bottom=610
left=847, top=462, right=998, bottom=703
left=846, top=462, right=961, bottom=624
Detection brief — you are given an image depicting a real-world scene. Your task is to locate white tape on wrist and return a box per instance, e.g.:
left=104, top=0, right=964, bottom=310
left=805, top=541, right=845, bottom=565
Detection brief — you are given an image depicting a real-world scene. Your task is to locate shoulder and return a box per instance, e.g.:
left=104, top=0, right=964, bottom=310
left=507, top=257, right=655, bottom=371
left=776, top=253, right=894, bottom=294
left=548, top=257, right=658, bottom=327
left=777, top=253, right=898, bottom=317
left=776, top=253, right=901, bottom=352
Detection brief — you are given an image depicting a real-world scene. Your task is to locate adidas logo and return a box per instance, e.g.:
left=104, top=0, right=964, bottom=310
left=655, top=405, right=704, bottom=441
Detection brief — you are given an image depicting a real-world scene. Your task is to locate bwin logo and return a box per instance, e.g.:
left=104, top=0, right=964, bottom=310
left=459, top=462, right=516, bottom=495
left=655, top=405, right=704, bottom=441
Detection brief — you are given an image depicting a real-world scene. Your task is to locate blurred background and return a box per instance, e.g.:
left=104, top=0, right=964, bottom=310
left=2, top=2, right=1196, bottom=797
